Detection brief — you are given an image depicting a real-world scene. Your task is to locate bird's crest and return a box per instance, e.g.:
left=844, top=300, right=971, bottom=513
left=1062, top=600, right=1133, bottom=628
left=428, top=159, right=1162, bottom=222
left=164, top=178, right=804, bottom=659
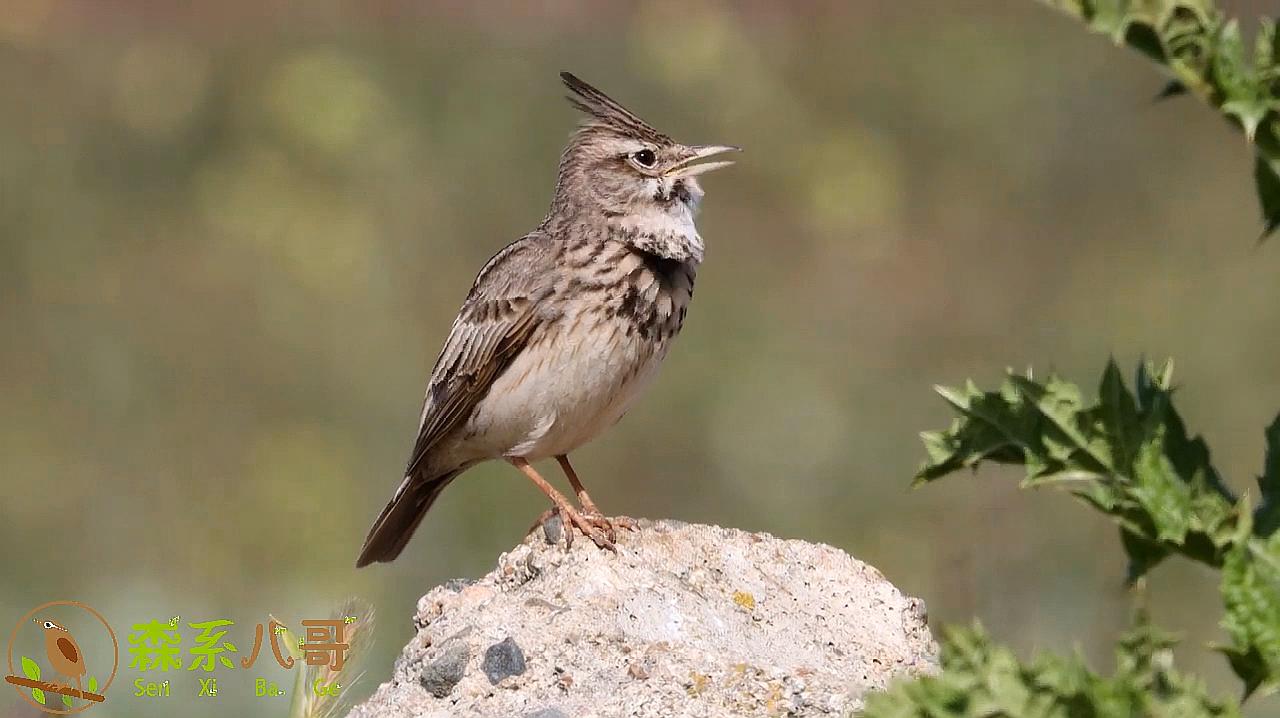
left=561, top=72, right=670, bottom=144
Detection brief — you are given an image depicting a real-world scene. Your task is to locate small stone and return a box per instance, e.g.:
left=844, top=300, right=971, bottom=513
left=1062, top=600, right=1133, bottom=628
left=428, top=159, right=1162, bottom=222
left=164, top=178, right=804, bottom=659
left=627, top=662, right=649, bottom=680
left=419, top=642, right=469, bottom=698
left=524, top=709, right=569, bottom=718
left=482, top=637, right=527, bottom=684
left=541, top=514, right=564, bottom=545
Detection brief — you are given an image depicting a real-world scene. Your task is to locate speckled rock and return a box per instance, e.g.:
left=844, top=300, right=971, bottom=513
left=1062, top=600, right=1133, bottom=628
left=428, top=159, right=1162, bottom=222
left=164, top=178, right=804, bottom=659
left=482, top=636, right=527, bottom=684
left=419, top=641, right=469, bottom=697
left=346, top=519, right=937, bottom=718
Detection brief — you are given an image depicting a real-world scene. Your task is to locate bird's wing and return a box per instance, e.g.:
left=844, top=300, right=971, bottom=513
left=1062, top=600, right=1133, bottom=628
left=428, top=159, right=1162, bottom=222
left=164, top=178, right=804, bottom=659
left=57, top=637, right=78, bottom=663
left=403, top=234, right=555, bottom=476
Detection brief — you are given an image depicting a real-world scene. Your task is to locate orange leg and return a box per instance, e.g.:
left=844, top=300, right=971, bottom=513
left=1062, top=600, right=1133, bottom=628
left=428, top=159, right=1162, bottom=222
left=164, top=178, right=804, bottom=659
left=509, top=458, right=615, bottom=551
left=556, top=455, right=638, bottom=537
left=556, top=454, right=602, bottom=514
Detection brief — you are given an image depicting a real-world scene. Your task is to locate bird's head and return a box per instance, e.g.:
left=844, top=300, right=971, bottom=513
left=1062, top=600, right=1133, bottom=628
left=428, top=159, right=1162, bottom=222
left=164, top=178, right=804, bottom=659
left=552, top=72, right=738, bottom=258
left=35, top=619, right=67, bottom=633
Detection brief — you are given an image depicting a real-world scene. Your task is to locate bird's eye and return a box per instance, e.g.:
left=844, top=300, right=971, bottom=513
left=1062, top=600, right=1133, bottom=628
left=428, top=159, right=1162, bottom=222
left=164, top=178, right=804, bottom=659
left=43, top=622, right=53, bottom=629
left=631, top=149, right=656, bottom=168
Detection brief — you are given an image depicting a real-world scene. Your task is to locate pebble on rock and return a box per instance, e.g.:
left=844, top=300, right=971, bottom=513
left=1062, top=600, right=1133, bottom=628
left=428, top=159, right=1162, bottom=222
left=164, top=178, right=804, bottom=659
left=419, top=641, right=469, bottom=698
left=541, top=514, right=564, bottom=545
left=483, top=636, right=528, bottom=684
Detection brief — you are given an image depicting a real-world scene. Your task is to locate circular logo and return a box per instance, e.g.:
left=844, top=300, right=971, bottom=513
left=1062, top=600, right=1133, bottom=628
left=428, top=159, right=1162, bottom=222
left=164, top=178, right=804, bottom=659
left=6, top=601, right=119, bottom=714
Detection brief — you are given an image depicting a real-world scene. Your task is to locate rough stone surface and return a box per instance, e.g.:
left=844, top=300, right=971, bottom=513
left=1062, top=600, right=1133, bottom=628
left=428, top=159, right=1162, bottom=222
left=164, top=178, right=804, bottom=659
left=346, top=519, right=937, bottom=718
left=524, top=710, right=570, bottom=718
left=419, top=641, right=469, bottom=698
left=541, top=513, right=565, bottom=545
left=482, top=636, right=528, bottom=684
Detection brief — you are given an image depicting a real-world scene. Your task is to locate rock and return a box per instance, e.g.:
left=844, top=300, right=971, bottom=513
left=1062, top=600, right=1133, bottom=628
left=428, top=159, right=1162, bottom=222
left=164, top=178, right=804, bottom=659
left=418, top=641, right=469, bottom=698
left=346, top=519, right=937, bottom=718
left=482, top=636, right=527, bottom=684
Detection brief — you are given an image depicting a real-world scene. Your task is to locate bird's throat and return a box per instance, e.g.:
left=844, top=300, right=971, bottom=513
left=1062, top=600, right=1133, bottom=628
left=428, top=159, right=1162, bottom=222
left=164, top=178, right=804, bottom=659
left=607, top=208, right=704, bottom=264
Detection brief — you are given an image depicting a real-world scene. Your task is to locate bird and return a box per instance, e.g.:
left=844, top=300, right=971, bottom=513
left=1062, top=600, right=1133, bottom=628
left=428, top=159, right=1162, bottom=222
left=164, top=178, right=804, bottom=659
left=356, top=71, right=738, bottom=567
left=35, top=619, right=87, bottom=698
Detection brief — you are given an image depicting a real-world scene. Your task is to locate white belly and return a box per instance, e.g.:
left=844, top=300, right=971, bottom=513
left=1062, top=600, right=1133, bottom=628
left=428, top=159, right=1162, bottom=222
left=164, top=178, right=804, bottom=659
left=461, top=308, right=671, bottom=460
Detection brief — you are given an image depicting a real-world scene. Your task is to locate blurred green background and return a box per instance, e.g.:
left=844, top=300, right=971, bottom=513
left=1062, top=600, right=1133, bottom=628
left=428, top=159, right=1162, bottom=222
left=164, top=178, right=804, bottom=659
left=3, top=1, right=1279, bottom=716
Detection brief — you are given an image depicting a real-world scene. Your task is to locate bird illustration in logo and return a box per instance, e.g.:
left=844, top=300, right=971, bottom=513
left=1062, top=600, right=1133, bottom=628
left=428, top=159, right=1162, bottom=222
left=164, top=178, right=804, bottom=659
left=35, top=619, right=86, bottom=698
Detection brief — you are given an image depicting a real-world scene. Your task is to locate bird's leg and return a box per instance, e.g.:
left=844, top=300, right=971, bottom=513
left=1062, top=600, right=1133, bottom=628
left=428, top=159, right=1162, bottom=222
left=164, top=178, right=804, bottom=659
left=509, top=458, right=614, bottom=551
left=75, top=675, right=83, bottom=699
left=555, top=454, right=601, bottom=514
left=555, top=455, right=638, bottom=540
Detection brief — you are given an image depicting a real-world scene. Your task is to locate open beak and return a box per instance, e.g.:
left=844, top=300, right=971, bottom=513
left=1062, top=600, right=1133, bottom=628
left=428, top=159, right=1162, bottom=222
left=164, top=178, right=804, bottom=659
left=665, top=144, right=741, bottom=180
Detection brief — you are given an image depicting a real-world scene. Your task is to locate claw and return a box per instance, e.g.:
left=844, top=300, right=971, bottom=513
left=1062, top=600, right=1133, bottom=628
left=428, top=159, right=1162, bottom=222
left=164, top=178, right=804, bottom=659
left=561, top=505, right=575, bottom=551
left=586, top=513, right=639, bottom=541
left=581, top=512, right=616, bottom=544
left=571, top=511, right=616, bottom=551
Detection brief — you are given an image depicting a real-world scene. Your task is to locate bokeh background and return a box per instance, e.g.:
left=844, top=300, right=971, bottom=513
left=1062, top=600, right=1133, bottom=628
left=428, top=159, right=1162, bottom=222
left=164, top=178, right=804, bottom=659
left=3, top=1, right=1279, bottom=716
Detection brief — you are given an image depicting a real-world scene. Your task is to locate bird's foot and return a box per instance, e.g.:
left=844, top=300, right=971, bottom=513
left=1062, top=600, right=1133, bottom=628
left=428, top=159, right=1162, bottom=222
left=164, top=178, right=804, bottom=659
left=570, top=508, right=618, bottom=551
left=581, top=512, right=638, bottom=543
left=511, top=457, right=618, bottom=552
left=573, top=491, right=638, bottom=540
left=531, top=503, right=617, bottom=552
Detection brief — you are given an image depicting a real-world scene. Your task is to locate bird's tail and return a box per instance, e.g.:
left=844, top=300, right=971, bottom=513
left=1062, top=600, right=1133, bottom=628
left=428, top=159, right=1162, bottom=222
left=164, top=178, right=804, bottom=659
left=355, top=469, right=461, bottom=567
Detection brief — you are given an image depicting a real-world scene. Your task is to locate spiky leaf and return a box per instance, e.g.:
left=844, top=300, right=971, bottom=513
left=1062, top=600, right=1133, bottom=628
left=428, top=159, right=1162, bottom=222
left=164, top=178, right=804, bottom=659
left=863, top=617, right=1239, bottom=717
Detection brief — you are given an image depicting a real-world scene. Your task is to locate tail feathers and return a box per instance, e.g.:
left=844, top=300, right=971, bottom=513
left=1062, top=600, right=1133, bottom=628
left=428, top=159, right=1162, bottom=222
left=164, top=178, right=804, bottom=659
left=356, top=470, right=460, bottom=567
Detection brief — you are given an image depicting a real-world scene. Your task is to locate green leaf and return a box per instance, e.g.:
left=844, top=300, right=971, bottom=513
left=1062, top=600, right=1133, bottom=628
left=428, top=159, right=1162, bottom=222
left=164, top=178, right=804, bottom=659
left=1098, top=358, right=1142, bottom=470
left=20, top=656, right=47, bottom=706
left=1256, top=18, right=1280, bottom=86
left=1131, top=437, right=1194, bottom=544
left=1044, top=1, right=1280, bottom=239
left=917, top=361, right=1236, bottom=579
left=863, top=617, right=1240, bottom=717
left=1222, top=99, right=1272, bottom=141
left=1255, top=154, right=1280, bottom=240
left=1211, top=21, right=1253, bottom=103
left=1121, top=527, right=1171, bottom=582
left=1013, top=374, right=1114, bottom=472
left=1255, top=414, right=1280, bottom=537
left=1219, top=534, right=1280, bottom=695
left=88, top=675, right=98, bottom=693
left=62, top=693, right=73, bottom=708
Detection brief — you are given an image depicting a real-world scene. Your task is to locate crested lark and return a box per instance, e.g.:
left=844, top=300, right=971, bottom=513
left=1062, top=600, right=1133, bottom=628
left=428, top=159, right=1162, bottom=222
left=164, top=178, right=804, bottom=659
left=356, top=72, right=737, bottom=567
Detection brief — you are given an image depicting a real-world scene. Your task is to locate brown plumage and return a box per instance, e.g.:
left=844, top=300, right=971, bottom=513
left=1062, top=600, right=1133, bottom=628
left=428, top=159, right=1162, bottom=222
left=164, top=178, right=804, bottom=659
left=356, top=72, right=738, bottom=567
left=37, top=619, right=86, bottom=697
